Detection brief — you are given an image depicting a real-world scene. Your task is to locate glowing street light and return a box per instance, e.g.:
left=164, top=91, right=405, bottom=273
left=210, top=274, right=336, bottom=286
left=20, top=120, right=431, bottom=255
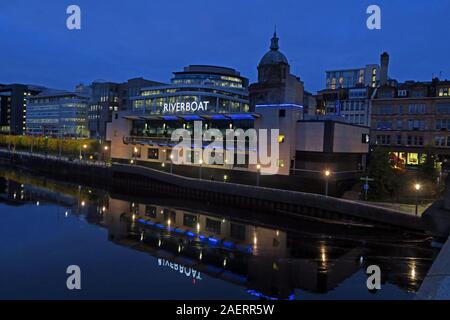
left=324, top=170, right=331, bottom=197
left=169, top=153, right=174, bottom=173
left=256, top=164, right=261, bottom=187
left=199, top=158, right=203, bottom=179
left=415, top=183, right=422, bottom=216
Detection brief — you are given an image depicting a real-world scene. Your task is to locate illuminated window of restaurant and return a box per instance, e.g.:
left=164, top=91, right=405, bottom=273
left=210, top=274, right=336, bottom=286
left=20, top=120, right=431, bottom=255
left=407, top=153, right=419, bottom=165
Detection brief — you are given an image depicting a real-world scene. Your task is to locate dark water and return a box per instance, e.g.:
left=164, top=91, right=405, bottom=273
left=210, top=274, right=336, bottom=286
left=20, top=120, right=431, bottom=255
left=0, top=168, right=440, bottom=300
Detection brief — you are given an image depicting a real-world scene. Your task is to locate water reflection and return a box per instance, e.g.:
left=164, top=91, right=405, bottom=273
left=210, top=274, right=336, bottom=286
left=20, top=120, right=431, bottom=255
left=0, top=171, right=440, bottom=300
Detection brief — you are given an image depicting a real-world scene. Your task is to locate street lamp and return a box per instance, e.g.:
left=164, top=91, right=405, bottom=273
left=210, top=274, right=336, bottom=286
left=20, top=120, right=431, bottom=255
left=324, top=170, right=331, bottom=197
left=414, top=183, right=421, bottom=216
left=256, top=164, right=261, bottom=187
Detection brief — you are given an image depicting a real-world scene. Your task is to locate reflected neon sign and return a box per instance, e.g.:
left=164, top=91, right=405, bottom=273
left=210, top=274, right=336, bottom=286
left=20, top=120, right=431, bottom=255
left=158, top=258, right=202, bottom=281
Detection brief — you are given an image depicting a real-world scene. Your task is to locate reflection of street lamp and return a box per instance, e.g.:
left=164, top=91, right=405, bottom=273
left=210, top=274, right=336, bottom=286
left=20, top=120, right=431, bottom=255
left=324, top=170, right=331, bottom=197
left=169, top=154, right=174, bottom=174
left=256, top=164, right=261, bottom=187
left=415, top=183, right=421, bottom=216
left=199, top=159, right=203, bottom=179
left=103, top=145, right=109, bottom=166
left=224, top=175, right=228, bottom=183
left=79, top=144, right=87, bottom=160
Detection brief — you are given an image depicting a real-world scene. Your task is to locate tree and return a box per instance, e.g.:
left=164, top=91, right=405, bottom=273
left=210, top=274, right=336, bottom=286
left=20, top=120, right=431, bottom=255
left=367, top=147, right=400, bottom=199
left=420, top=145, right=438, bottom=182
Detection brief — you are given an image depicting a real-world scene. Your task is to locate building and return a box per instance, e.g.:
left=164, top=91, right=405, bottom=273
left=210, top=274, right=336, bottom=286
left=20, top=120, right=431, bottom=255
left=26, top=89, right=90, bottom=137
left=106, top=32, right=369, bottom=195
left=88, top=78, right=162, bottom=139
left=326, top=64, right=380, bottom=89
left=131, top=65, right=250, bottom=114
left=371, top=77, right=450, bottom=166
left=316, top=86, right=374, bottom=127
left=0, top=84, right=45, bottom=135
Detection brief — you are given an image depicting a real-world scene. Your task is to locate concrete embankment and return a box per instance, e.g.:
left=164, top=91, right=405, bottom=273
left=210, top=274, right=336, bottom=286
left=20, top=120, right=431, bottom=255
left=0, top=149, right=443, bottom=237
left=111, top=163, right=432, bottom=235
left=416, top=236, right=450, bottom=300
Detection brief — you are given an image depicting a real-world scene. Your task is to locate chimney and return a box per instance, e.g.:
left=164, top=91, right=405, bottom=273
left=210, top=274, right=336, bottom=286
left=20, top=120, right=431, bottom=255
left=380, top=52, right=389, bottom=86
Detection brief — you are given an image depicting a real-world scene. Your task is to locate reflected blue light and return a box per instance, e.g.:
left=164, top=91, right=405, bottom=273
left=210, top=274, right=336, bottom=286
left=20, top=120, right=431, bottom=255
left=223, top=241, right=233, bottom=248
left=208, top=237, right=219, bottom=244
left=183, top=115, right=202, bottom=121
left=155, top=223, right=165, bottom=229
left=174, top=228, right=184, bottom=234
left=246, top=290, right=295, bottom=300
left=186, top=231, right=196, bottom=237
left=211, top=115, right=228, bottom=120
left=198, top=235, right=206, bottom=241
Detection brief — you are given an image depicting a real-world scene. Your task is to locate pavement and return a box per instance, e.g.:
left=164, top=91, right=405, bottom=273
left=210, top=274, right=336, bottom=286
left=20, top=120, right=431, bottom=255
left=416, top=235, right=450, bottom=300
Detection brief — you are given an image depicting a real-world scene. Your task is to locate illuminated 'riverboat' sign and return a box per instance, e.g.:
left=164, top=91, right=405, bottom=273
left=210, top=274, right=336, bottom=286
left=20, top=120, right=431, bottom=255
left=163, top=101, right=210, bottom=114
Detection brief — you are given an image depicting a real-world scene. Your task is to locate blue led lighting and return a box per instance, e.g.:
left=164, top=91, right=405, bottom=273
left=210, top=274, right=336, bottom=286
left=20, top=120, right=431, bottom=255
left=208, top=237, right=219, bottom=244
left=211, top=115, right=228, bottom=120
left=198, top=235, right=206, bottom=241
left=186, top=231, right=196, bottom=237
left=255, top=104, right=303, bottom=109
left=145, top=220, right=155, bottom=225
left=183, top=115, right=202, bottom=121
left=246, top=290, right=295, bottom=301
left=228, top=114, right=255, bottom=120
left=174, top=228, right=184, bottom=234
left=155, top=223, right=165, bottom=229
left=223, top=241, right=234, bottom=248
left=137, top=218, right=146, bottom=223
left=163, top=116, right=179, bottom=121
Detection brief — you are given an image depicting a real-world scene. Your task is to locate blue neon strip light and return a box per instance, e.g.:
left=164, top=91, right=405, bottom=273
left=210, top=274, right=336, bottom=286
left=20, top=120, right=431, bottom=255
left=211, top=115, right=228, bottom=120
left=208, top=237, right=219, bottom=244
left=186, top=231, right=196, bottom=237
left=163, top=116, right=179, bottom=121
left=228, top=114, right=254, bottom=120
left=223, top=241, right=234, bottom=248
left=183, top=115, right=202, bottom=121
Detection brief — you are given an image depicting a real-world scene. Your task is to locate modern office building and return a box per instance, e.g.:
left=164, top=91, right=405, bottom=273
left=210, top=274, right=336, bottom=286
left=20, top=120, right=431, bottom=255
left=0, top=84, right=45, bottom=135
left=106, top=32, right=369, bottom=194
left=371, top=77, right=450, bottom=166
left=26, top=89, right=90, bottom=137
left=131, top=65, right=250, bottom=114
left=88, top=77, right=162, bottom=139
left=326, top=64, right=380, bottom=89
left=316, top=86, right=374, bottom=127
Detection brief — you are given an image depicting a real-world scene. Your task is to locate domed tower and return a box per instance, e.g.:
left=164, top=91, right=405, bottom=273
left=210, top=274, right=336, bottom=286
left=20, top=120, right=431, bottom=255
left=249, top=31, right=304, bottom=107
left=258, top=31, right=290, bottom=83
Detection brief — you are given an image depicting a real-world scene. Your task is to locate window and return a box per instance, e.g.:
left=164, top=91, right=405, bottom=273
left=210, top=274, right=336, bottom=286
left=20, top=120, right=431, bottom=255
left=408, top=104, right=426, bottom=114
left=407, top=135, right=424, bottom=146
left=397, top=135, right=402, bottom=145
left=436, top=119, right=450, bottom=130
left=435, top=136, right=447, bottom=147
left=183, top=214, right=197, bottom=228
left=361, top=134, right=370, bottom=144
left=205, top=218, right=221, bottom=235
left=163, top=209, right=176, bottom=222
left=377, top=105, right=393, bottom=115
left=376, top=135, right=391, bottom=145
left=279, top=109, right=286, bottom=117
left=437, top=104, right=450, bottom=114
left=145, top=206, right=156, bottom=218
left=230, top=223, right=246, bottom=241
left=408, top=120, right=425, bottom=130
left=398, top=90, right=408, bottom=97
left=397, top=120, right=403, bottom=129
left=376, top=121, right=392, bottom=130
left=147, top=148, right=159, bottom=160
left=438, top=88, right=450, bottom=97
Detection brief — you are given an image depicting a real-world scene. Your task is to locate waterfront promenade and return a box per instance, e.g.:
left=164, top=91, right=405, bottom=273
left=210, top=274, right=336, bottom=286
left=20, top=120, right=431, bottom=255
left=1, top=147, right=450, bottom=238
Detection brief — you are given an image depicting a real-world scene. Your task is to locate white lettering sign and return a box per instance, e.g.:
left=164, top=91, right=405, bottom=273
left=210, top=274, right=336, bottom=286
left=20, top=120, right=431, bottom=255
left=163, top=101, right=210, bottom=114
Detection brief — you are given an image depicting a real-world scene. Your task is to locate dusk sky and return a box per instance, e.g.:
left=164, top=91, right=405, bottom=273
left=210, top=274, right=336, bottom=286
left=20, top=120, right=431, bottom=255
left=1, top=0, right=449, bottom=92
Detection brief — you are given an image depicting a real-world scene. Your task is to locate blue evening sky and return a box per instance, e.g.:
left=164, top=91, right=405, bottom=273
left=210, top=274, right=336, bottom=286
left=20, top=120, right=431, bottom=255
left=0, top=0, right=449, bottom=92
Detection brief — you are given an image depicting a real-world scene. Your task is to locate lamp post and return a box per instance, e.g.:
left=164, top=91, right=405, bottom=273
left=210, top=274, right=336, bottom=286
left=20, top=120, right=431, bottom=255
left=199, top=159, right=203, bottom=179
left=256, top=164, right=261, bottom=187
left=414, top=183, right=421, bottom=216
left=103, top=145, right=109, bottom=166
left=324, top=170, right=331, bottom=197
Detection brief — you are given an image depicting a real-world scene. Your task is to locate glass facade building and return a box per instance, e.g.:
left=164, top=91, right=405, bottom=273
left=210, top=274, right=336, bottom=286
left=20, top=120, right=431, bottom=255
left=26, top=91, right=89, bottom=137
left=131, top=65, right=250, bottom=115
